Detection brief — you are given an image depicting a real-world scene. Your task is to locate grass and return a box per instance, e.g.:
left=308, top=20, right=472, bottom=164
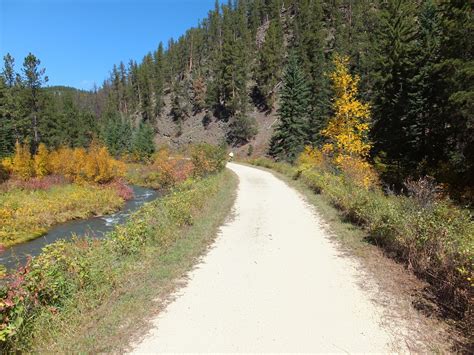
left=0, top=184, right=125, bottom=247
left=2, top=170, right=237, bottom=352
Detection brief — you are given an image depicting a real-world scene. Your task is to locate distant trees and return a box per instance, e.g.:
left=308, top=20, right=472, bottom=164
left=1, top=0, right=472, bottom=194
left=256, top=19, right=284, bottom=110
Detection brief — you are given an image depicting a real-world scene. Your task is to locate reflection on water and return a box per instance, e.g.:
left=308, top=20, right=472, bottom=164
left=0, top=185, right=158, bottom=270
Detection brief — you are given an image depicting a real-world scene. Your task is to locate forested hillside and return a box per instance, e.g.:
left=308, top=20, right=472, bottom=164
left=1, top=0, right=472, bottom=198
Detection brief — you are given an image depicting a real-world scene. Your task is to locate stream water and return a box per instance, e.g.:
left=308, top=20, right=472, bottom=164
left=0, top=185, right=159, bottom=271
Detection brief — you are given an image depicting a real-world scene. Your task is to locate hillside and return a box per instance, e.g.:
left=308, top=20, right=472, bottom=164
left=153, top=91, right=278, bottom=157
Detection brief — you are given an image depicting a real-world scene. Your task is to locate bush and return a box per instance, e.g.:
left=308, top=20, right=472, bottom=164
left=338, top=155, right=379, bottom=190
left=33, top=144, right=50, bottom=177
left=191, top=143, right=227, bottom=177
left=152, top=147, right=194, bottom=188
left=11, top=141, right=34, bottom=180
left=5, top=141, right=124, bottom=185
left=48, top=142, right=125, bottom=184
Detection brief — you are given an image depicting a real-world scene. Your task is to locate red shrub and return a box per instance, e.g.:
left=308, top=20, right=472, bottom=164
left=107, top=180, right=134, bottom=200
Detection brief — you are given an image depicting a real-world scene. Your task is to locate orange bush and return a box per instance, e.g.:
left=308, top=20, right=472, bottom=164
left=7, top=142, right=124, bottom=184
left=152, top=147, right=194, bottom=187
left=338, top=155, right=379, bottom=189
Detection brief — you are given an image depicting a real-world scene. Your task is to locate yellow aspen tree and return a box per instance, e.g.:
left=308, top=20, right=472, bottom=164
left=34, top=143, right=50, bottom=177
left=321, top=54, right=372, bottom=164
left=12, top=141, right=34, bottom=180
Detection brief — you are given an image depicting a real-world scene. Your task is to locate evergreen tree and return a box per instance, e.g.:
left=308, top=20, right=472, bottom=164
left=153, top=42, right=165, bottom=116
left=431, top=0, right=474, bottom=188
left=269, top=54, right=310, bottom=161
left=170, top=81, right=189, bottom=124
left=0, top=77, right=14, bottom=157
left=219, top=4, right=249, bottom=117
left=138, top=54, right=154, bottom=123
left=371, top=0, right=418, bottom=181
left=2, top=53, right=16, bottom=88
left=21, top=53, right=48, bottom=151
left=132, top=122, right=156, bottom=160
left=0, top=55, right=18, bottom=156
left=294, top=0, right=330, bottom=145
left=102, top=113, right=132, bottom=156
left=227, top=114, right=258, bottom=146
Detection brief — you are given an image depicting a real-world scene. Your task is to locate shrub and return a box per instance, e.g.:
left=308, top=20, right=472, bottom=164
left=338, top=155, right=379, bottom=190
left=296, top=146, right=326, bottom=171
left=11, top=142, right=34, bottom=180
left=191, top=143, right=227, bottom=177
left=107, top=180, right=134, bottom=201
left=45, top=143, right=125, bottom=184
left=33, top=143, right=50, bottom=177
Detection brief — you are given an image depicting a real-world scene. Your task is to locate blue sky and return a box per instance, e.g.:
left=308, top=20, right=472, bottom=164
left=0, top=0, right=220, bottom=90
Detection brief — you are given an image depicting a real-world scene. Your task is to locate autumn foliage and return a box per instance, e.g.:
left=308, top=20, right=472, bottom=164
left=298, top=55, right=378, bottom=189
left=2, top=141, right=125, bottom=184
left=321, top=54, right=372, bottom=163
left=152, top=147, right=194, bottom=187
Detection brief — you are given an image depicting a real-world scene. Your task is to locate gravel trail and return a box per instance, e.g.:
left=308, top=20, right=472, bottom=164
left=132, top=163, right=408, bottom=353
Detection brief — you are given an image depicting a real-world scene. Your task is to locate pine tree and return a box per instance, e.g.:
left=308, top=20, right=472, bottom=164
left=170, top=81, right=189, bottom=124
left=269, top=54, right=310, bottom=162
left=21, top=53, right=48, bottom=151
left=219, top=4, right=248, bottom=117
left=132, top=122, right=156, bottom=160
left=138, top=54, right=154, bottom=123
left=406, top=0, right=441, bottom=175
left=431, top=0, right=474, bottom=187
left=294, top=0, right=330, bottom=145
left=102, top=113, right=132, bottom=156
left=153, top=42, right=165, bottom=116
left=371, top=0, right=418, bottom=181
left=0, top=76, right=14, bottom=157
left=227, top=114, right=258, bottom=146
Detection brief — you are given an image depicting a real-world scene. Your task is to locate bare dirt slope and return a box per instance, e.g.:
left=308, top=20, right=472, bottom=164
left=131, top=163, right=418, bottom=353
left=154, top=98, right=276, bottom=158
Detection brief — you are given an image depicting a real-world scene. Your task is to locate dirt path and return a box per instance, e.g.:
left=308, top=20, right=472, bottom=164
left=131, top=163, right=412, bottom=353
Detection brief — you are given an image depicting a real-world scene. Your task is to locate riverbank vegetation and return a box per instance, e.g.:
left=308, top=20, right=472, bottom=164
left=0, top=144, right=228, bottom=351
left=249, top=53, right=473, bottom=335
left=0, top=142, right=131, bottom=248
left=0, top=184, right=124, bottom=248
left=126, top=144, right=227, bottom=190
